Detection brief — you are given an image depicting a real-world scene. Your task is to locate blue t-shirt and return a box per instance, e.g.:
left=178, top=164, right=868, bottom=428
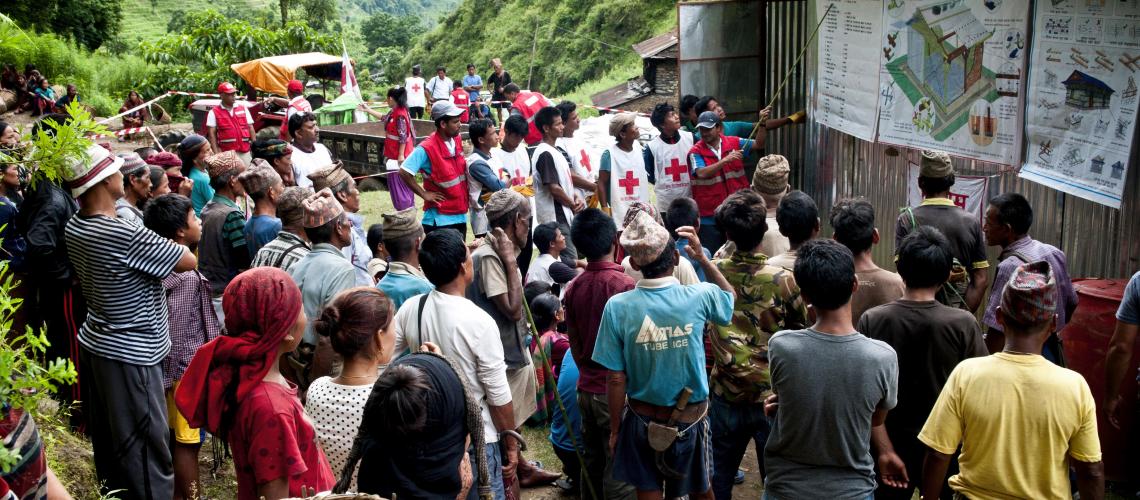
left=550, top=348, right=582, bottom=452
left=688, top=137, right=755, bottom=226
left=187, top=168, right=215, bottom=216
left=592, top=279, right=734, bottom=406
left=244, top=214, right=282, bottom=256
left=378, top=270, right=435, bottom=311
left=462, top=74, right=483, bottom=103
left=402, top=144, right=468, bottom=227
left=1118, top=271, right=1140, bottom=325
left=676, top=238, right=711, bottom=282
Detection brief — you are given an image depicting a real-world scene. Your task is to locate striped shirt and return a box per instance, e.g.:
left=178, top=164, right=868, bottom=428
left=65, top=214, right=184, bottom=365
left=251, top=231, right=311, bottom=272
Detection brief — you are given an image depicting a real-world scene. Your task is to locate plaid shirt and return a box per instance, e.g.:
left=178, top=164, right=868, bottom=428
left=251, top=231, right=311, bottom=272
left=162, top=269, right=222, bottom=389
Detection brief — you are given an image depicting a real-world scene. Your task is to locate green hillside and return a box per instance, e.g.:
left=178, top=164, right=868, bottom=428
left=118, top=0, right=276, bottom=43
left=404, top=0, right=675, bottom=98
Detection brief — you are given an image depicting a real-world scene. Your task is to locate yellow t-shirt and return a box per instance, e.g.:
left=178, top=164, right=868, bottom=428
left=918, top=353, right=1101, bottom=500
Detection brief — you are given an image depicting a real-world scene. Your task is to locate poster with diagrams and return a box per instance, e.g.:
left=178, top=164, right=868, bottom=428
left=1020, top=0, right=1139, bottom=209
left=875, top=0, right=1029, bottom=165
left=813, top=0, right=883, bottom=141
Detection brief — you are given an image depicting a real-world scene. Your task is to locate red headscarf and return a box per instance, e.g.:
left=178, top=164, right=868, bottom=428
left=175, top=267, right=303, bottom=434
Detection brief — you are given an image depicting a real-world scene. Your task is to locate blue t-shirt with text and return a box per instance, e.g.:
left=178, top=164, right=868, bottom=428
left=592, top=279, right=734, bottom=406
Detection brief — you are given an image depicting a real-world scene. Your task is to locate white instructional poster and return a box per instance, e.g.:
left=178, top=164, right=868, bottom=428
left=875, top=0, right=1029, bottom=165
left=907, top=163, right=991, bottom=219
left=1019, top=0, right=1139, bottom=209
left=813, top=0, right=883, bottom=141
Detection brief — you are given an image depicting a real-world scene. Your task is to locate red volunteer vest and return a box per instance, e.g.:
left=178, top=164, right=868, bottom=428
left=278, top=96, right=311, bottom=140
left=450, top=89, right=470, bottom=123
left=513, top=91, right=549, bottom=145
left=212, top=104, right=252, bottom=153
left=420, top=132, right=469, bottom=215
left=689, top=134, right=749, bottom=217
left=384, top=106, right=414, bottom=160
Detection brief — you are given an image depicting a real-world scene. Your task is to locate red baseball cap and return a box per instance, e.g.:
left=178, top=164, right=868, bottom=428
left=217, top=82, right=238, bottom=94
left=287, top=79, right=304, bottom=94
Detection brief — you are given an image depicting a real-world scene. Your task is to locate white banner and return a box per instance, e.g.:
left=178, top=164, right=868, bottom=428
left=907, top=163, right=990, bottom=220
left=813, top=0, right=883, bottom=141
left=1019, top=0, right=1139, bottom=209
left=876, top=0, right=1029, bottom=165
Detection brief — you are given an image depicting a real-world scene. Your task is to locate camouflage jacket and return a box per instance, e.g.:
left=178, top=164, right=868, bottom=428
left=708, top=251, right=809, bottom=403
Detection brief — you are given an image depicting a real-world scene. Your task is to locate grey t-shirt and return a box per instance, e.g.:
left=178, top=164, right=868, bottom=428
left=763, top=328, right=899, bottom=500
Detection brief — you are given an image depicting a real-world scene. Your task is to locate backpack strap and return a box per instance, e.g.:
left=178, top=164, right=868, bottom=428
left=273, top=242, right=309, bottom=268
left=411, top=293, right=430, bottom=350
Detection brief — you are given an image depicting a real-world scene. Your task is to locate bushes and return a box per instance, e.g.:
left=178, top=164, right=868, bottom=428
left=0, top=31, right=151, bottom=116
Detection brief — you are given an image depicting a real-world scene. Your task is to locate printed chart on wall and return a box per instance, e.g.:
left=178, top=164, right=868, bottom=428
left=1019, top=0, right=1139, bottom=209
left=875, top=0, right=1029, bottom=165
left=813, top=0, right=883, bottom=141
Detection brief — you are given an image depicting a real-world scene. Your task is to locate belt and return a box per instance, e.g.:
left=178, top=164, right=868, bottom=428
left=629, top=398, right=708, bottom=424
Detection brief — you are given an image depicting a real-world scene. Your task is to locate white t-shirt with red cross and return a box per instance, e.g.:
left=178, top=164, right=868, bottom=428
left=646, top=132, right=694, bottom=214
left=602, top=144, right=651, bottom=224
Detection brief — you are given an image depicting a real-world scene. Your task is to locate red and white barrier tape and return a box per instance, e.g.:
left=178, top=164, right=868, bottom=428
left=486, top=99, right=649, bottom=117
left=89, top=126, right=149, bottom=139
left=166, top=91, right=221, bottom=98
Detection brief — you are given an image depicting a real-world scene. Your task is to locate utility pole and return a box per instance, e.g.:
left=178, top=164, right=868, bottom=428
left=527, top=19, right=539, bottom=90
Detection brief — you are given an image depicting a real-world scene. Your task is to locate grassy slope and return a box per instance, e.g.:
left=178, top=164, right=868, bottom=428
left=117, top=0, right=276, bottom=43
left=403, top=0, right=675, bottom=98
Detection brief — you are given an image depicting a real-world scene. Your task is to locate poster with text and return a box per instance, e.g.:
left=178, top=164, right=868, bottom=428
left=1019, top=0, right=1139, bottom=209
left=813, top=0, right=883, bottom=141
left=875, top=0, right=1029, bottom=165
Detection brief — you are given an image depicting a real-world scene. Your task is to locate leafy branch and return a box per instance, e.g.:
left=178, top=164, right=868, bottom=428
left=0, top=102, right=110, bottom=188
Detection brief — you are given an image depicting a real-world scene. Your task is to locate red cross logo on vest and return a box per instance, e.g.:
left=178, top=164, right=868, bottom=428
left=411, top=83, right=422, bottom=93
left=665, top=158, right=686, bottom=181
left=580, top=150, right=592, bottom=172
left=619, top=170, right=640, bottom=195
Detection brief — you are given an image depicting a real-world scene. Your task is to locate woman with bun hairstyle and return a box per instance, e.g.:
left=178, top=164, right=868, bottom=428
left=175, top=267, right=334, bottom=500
left=305, top=286, right=397, bottom=491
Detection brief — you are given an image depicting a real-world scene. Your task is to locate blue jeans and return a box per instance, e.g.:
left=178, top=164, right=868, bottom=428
left=710, top=394, right=771, bottom=500
left=468, top=442, right=506, bottom=500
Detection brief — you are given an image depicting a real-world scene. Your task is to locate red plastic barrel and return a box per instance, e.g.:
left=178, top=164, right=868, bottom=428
left=1062, top=278, right=1133, bottom=481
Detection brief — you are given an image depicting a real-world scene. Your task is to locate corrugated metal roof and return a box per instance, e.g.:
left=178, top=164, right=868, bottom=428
left=633, top=29, right=679, bottom=59
left=591, top=78, right=651, bottom=109
left=1063, top=70, right=1115, bottom=93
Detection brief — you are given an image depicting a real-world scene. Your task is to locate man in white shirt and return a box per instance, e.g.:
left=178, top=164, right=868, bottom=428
left=394, top=229, right=520, bottom=500
left=288, top=112, right=334, bottom=189
left=405, top=64, right=428, bottom=119
left=426, top=66, right=454, bottom=104
left=532, top=108, right=583, bottom=227
left=554, top=101, right=598, bottom=205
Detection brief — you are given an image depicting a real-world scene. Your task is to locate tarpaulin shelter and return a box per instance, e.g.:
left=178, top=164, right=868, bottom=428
left=315, top=92, right=365, bottom=126
left=229, top=52, right=345, bottom=96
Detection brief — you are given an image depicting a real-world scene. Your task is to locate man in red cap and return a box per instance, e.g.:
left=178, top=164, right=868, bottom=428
left=264, top=79, right=312, bottom=142
left=206, top=82, right=256, bottom=165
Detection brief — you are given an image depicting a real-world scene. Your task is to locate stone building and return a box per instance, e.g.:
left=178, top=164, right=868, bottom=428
left=591, top=30, right=679, bottom=114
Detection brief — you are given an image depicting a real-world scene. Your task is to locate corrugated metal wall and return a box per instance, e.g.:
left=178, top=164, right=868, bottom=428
left=765, top=0, right=809, bottom=186
left=797, top=1, right=1140, bottom=279
left=680, top=0, right=1137, bottom=278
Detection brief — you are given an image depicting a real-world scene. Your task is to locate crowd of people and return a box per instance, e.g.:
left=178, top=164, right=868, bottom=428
left=0, top=59, right=1135, bottom=500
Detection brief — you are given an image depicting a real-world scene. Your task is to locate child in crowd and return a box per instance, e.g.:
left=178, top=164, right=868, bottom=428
left=307, top=287, right=396, bottom=492
left=525, top=221, right=578, bottom=287
left=366, top=223, right=388, bottom=283
left=176, top=267, right=334, bottom=500
left=143, top=194, right=223, bottom=500
left=238, top=161, right=284, bottom=256
left=529, top=291, right=569, bottom=424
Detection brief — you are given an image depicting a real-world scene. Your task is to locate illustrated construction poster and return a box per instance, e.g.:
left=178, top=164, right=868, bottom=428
left=814, top=0, right=883, bottom=141
left=1020, top=0, right=1139, bottom=209
left=875, top=0, right=1029, bottom=165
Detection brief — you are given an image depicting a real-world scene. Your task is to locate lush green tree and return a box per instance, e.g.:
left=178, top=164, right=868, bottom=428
left=299, top=0, right=337, bottom=31
left=0, top=0, right=123, bottom=51
left=361, top=12, right=421, bottom=54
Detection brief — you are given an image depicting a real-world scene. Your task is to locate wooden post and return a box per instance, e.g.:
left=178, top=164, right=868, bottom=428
left=527, top=19, right=539, bottom=89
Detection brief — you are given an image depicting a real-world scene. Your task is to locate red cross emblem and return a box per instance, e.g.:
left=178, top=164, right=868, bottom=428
left=411, top=83, right=422, bottom=93
left=619, top=170, right=640, bottom=196
left=580, top=150, right=592, bottom=172
left=664, top=158, right=686, bottom=181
